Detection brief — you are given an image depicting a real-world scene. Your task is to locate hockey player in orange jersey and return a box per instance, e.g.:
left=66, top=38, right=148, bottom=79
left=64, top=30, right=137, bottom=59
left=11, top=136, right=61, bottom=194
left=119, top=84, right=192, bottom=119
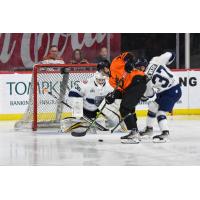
left=105, top=52, right=147, bottom=144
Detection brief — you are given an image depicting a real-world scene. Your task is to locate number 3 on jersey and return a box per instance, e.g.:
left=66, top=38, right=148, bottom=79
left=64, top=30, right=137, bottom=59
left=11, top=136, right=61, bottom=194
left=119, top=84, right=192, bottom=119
left=152, top=65, right=173, bottom=88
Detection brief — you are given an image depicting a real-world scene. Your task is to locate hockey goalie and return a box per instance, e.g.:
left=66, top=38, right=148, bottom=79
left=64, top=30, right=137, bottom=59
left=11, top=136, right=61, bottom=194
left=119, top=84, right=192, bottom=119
left=60, top=60, right=126, bottom=133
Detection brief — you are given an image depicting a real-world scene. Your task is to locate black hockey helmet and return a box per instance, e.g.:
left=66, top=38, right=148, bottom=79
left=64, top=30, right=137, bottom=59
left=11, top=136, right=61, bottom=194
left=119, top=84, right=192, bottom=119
left=97, top=59, right=110, bottom=71
left=121, top=52, right=137, bottom=73
left=134, top=58, right=148, bottom=71
left=122, top=52, right=135, bottom=62
left=97, top=59, right=110, bottom=76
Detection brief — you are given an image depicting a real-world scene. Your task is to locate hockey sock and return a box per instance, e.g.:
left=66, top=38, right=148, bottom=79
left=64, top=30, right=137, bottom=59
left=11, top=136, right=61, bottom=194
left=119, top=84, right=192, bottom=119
left=157, top=111, right=169, bottom=132
left=120, top=106, right=137, bottom=130
left=146, top=110, right=156, bottom=128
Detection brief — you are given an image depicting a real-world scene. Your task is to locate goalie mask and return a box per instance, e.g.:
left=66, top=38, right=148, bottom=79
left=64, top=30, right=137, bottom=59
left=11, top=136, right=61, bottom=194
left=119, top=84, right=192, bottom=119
left=94, top=71, right=106, bottom=86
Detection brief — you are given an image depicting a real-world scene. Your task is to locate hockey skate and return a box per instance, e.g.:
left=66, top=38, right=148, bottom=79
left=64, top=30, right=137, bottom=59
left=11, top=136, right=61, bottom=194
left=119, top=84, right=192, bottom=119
left=121, top=129, right=140, bottom=144
left=139, top=126, right=153, bottom=138
left=153, top=130, right=169, bottom=143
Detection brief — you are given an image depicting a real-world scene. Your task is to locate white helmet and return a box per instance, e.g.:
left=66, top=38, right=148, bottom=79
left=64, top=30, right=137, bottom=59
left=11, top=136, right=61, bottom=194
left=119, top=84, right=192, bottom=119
left=94, top=71, right=106, bottom=86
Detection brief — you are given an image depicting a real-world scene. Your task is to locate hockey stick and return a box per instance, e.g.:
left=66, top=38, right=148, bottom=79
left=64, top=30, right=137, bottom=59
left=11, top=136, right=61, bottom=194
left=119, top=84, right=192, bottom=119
left=82, top=115, right=109, bottom=131
left=43, top=88, right=72, bottom=109
left=71, top=72, right=127, bottom=137
left=62, top=115, right=109, bottom=132
left=110, top=113, right=132, bottom=133
left=43, top=88, right=108, bottom=131
left=71, top=102, right=107, bottom=137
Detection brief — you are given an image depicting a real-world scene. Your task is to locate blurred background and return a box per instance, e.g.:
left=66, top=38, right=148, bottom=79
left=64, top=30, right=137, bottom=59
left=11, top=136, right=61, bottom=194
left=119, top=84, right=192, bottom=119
left=0, top=33, right=198, bottom=71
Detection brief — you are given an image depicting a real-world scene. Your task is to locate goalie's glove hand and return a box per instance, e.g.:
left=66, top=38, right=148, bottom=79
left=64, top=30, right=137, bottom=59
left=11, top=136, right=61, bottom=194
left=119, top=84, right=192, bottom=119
left=105, top=92, right=116, bottom=104
left=141, top=95, right=149, bottom=102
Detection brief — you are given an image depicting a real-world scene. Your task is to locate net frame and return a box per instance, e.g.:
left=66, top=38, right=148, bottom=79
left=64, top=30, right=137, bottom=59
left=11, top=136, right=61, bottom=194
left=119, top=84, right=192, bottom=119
left=15, top=64, right=97, bottom=131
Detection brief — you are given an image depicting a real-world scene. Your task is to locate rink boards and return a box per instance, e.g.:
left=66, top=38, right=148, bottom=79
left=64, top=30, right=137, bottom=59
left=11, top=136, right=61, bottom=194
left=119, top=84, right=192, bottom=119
left=0, top=69, right=200, bottom=120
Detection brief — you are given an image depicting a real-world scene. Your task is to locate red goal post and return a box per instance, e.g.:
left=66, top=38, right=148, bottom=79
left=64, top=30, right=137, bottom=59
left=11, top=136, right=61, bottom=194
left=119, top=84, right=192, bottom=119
left=15, top=63, right=97, bottom=131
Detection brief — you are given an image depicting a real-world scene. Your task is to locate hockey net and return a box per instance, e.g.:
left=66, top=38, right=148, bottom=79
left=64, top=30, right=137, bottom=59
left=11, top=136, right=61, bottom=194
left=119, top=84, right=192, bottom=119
left=14, top=64, right=97, bottom=131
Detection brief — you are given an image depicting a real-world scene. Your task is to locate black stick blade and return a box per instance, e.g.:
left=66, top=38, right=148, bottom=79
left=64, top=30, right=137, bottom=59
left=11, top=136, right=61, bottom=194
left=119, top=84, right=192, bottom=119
left=71, top=131, right=87, bottom=137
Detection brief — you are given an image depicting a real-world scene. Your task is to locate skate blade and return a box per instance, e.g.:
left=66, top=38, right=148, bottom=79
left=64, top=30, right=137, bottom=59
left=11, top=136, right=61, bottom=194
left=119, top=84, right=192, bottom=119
left=121, top=139, right=140, bottom=144
left=139, top=134, right=152, bottom=140
left=153, top=138, right=169, bottom=143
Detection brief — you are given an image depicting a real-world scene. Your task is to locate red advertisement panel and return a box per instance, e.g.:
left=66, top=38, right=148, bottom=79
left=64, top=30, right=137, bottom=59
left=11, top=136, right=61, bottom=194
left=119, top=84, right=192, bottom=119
left=0, top=33, right=121, bottom=70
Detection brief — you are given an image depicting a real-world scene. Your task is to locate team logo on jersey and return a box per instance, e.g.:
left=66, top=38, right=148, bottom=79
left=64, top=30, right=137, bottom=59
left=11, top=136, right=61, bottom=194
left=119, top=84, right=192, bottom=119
left=90, top=88, right=95, bottom=93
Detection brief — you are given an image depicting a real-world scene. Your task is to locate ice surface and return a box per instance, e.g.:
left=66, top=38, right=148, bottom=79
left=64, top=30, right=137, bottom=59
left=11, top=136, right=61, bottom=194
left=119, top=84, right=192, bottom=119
left=0, top=116, right=200, bottom=166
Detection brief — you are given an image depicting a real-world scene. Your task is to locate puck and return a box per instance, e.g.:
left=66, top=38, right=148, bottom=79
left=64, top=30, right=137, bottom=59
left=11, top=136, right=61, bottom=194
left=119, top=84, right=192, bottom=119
left=98, top=139, right=104, bottom=142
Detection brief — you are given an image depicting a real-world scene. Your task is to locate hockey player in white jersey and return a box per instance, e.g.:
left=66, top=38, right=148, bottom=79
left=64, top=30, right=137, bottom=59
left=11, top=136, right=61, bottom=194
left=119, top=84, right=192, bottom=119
left=68, top=60, right=113, bottom=119
left=138, top=52, right=182, bottom=142
left=65, top=60, right=127, bottom=132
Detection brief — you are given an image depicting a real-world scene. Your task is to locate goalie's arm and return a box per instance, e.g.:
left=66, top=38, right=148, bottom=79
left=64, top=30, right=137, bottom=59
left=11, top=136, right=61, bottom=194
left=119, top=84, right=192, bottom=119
left=68, top=82, right=85, bottom=98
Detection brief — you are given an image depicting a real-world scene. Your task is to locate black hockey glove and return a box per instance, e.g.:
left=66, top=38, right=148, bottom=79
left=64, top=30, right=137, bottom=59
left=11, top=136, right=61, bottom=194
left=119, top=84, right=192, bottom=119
left=124, top=60, right=134, bottom=73
left=105, top=92, right=115, bottom=104
left=105, top=90, right=122, bottom=104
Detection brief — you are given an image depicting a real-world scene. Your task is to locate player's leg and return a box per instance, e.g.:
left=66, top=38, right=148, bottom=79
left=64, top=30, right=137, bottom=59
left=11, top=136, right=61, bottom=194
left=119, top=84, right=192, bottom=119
left=120, top=76, right=146, bottom=130
left=153, top=85, right=182, bottom=142
left=120, top=76, right=146, bottom=143
left=139, top=101, right=159, bottom=137
left=152, top=110, right=169, bottom=141
left=120, top=107, right=140, bottom=144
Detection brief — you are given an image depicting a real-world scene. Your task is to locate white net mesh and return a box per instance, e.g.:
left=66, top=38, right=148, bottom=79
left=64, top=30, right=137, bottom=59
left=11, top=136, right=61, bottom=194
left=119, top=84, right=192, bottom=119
left=14, top=64, right=96, bottom=130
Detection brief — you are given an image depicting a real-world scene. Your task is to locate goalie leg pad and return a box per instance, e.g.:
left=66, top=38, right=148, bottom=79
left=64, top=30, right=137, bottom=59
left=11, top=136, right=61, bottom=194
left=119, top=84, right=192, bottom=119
left=60, top=117, right=90, bottom=133
left=100, top=99, right=125, bottom=131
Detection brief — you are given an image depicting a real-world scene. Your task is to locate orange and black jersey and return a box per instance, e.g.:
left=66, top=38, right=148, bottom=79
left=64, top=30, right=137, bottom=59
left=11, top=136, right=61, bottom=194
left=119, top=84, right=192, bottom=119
left=109, top=52, right=145, bottom=91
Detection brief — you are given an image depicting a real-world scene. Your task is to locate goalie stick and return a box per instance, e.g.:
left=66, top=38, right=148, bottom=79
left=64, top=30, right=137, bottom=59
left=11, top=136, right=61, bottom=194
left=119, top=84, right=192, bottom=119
left=42, top=88, right=108, bottom=131
left=82, top=115, right=109, bottom=131
left=71, top=72, right=128, bottom=137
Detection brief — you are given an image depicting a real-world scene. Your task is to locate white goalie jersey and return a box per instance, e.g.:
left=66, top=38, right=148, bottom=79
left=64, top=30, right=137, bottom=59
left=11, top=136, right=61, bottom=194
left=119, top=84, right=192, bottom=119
left=144, top=52, right=179, bottom=97
left=68, top=73, right=113, bottom=112
left=64, top=72, right=126, bottom=132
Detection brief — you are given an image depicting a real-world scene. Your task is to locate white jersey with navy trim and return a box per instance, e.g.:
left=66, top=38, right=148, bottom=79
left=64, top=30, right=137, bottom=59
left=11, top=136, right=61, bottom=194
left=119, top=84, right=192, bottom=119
left=144, top=52, right=179, bottom=96
left=68, top=76, right=113, bottom=112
